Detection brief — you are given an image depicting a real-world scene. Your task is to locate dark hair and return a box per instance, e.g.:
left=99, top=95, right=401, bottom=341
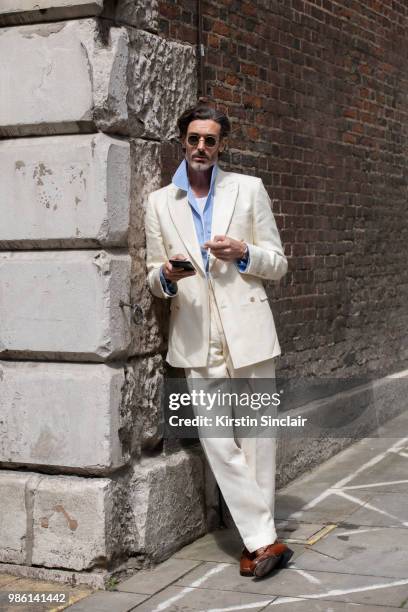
left=177, top=102, right=231, bottom=139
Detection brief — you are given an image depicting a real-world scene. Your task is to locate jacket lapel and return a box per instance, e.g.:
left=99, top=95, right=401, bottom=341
left=211, top=169, right=239, bottom=240
left=167, top=187, right=205, bottom=275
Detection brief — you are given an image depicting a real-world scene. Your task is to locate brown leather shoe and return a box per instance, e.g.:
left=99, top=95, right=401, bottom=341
left=240, top=541, right=294, bottom=578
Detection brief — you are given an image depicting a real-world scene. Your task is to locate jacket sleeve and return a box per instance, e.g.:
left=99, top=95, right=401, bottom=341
left=241, top=179, right=288, bottom=280
left=145, top=193, right=178, bottom=299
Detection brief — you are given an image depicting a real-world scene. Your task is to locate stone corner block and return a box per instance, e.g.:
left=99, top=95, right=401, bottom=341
left=0, top=469, right=136, bottom=571
left=0, top=19, right=128, bottom=137
left=128, top=30, right=197, bottom=139
left=0, top=361, right=128, bottom=473
left=127, top=450, right=207, bottom=560
left=0, top=471, right=32, bottom=564
left=32, top=475, right=114, bottom=570
left=0, top=250, right=131, bottom=361
left=0, top=133, right=130, bottom=248
left=0, top=1, right=104, bottom=26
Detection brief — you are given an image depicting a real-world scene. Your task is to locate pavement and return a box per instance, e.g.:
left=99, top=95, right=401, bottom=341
left=1, top=408, right=407, bottom=612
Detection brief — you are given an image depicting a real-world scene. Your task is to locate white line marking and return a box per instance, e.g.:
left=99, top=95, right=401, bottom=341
left=150, top=563, right=228, bottom=612
left=337, top=479, right=408, bottom=490
left=336, top=490, right=408, bottom=526
left=200, top=600, right=273, bottom=612
left=285, top=437, right=408, bottom=520
left=335, top=527, right=382, bottom=537
left=388, top=448, right=408, bottom=457
left=292, top=568, right=321, bottom=584
left=268, top=577, right=408, bottom=605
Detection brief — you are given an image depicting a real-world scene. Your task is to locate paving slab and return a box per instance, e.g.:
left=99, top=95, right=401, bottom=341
left=66, top=590, right=148, bottom=611
left=333, top=450, right=408, bottom=493
left=275, top=488, right=373, bottom=523
left=173, top=529, right=306, bottom=567
left=117, top=558, right=203, bottom=595
left=340, top=492, right=408, bottom=527
left=293, top=525, right=408, bottom=578
left=265, top=598, right=404, bottom=610
left=177, top=559, right=408, bottom=607
left=277, top=434, right=407, bottom=506
left=0, top=573, right=20, bottom=587
left=276, top=521, right=327, bottom=543
left=129, top=583, right=274, bottom=611
left=173, top=529, right=243, bottom=563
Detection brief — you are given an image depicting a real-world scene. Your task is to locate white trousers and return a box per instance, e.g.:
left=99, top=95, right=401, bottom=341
left=184, top=284, right=278, bottom=553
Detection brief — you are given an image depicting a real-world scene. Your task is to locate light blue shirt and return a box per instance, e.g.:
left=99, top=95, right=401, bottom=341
left=160, top=159, right=249, bottom=294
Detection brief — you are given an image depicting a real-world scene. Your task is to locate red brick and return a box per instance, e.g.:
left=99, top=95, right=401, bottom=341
left=240, top=62, right=258, bottom=76
left=212, top=86, right=234, bottom=101
left=206, top=33, right=220, bottom=48
left=212, top=20, right=231, bottom=37
left=225, top=73, right=241, bottom=86
left=159, top=2, right=180, bottom=20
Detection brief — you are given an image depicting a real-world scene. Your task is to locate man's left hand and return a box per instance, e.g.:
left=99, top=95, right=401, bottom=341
left=204, top=235, right=247, bottom=261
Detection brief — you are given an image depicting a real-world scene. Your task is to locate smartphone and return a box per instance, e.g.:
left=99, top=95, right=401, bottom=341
left=169, top=259, right=195, bottom=272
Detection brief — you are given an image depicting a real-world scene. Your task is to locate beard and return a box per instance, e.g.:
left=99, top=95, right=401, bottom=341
left=189, top=156, right=214, bottom=171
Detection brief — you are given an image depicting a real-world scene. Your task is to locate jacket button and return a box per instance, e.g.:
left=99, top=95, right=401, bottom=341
left=169, top=244, right=173, bottom=249
left=250, top=297, right=255, bottom=302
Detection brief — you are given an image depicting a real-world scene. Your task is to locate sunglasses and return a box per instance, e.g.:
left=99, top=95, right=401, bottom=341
left=187, top=134, right=219, bottom=148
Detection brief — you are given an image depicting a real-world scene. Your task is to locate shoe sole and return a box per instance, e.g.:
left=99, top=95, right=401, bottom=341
left=253, top=548, right=294, bottom=578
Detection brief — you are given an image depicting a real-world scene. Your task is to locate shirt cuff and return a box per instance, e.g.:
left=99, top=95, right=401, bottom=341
left=160, top=267, right=178, bottom=295
left=236, top=244, right=250, bottom=272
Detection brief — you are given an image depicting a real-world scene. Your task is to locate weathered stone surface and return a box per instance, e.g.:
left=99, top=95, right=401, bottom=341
left=0, top=250, right=131, bottom=361
left=0, top=134, right=129, bottom=248
left=125, top=355, right=165, bottom=452
left=102, top=0, right=159, bottom=31
left=128, top=139, right=168, bottom=355
left=128, top=30, right=197, bottom=139
left=0, top=0, right=103, bottom=25
left=0, top=361, right=127, bottom=473
left=0, top=563, right=107, bottom=589
left=0, top=19, right=128, bottom=137
left=0, top=472, right=29, bottom=564
left=129, top=138, right=161, bottom=251
left=0, top=450, right=207, bottom=570
left=127, top=450, right=207, bottom=561
left=30, top=474, right=124, bottom=571
left=0, top=469, right=131, bottom=571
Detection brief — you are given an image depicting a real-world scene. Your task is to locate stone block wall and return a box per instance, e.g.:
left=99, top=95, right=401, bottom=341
left=0, top=0, right=215, bottom=583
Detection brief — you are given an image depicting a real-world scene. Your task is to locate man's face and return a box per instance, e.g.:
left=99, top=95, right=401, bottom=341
left=182, top=119, right=226, bottom=172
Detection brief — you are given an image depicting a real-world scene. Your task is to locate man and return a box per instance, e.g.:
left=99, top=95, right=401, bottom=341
left=145, top=103, right=292, bottom=578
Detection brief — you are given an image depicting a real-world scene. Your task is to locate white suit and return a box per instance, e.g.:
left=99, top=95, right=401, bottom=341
left=145, top=166, right=288, bottom=553
left=145, top=167, right=288, bottom=369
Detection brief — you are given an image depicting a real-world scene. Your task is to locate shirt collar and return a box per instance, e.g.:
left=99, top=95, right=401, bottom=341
left=172, top=159, right=218, bottom=194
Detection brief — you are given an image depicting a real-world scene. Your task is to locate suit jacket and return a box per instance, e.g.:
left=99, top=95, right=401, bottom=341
left=145, top=167, right=288, bottom=369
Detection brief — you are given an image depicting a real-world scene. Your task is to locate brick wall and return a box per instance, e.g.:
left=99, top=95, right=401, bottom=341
left=158, top=0, right=408, bottom=378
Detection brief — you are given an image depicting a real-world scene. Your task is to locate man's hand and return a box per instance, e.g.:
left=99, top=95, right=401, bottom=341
left=204, top=235, right=247, bottom=261
left=162, top=254, right=196, bottom=283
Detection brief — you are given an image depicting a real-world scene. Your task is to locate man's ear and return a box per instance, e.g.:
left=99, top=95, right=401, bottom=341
left=180, top=136, right=186, bottom=153
left=219, top=137, right=228, bottom=153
